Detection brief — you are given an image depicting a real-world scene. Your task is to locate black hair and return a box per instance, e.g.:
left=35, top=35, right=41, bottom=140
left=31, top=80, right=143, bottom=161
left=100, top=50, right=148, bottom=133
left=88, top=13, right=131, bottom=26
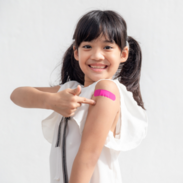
left=60, top=10, right=146, bottom=110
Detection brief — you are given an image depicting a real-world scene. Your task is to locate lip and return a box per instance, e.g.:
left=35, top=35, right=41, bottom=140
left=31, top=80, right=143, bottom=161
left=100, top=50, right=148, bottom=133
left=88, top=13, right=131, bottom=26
left=89, top=64, right=107, bottom=66
left=88, top=64, right=108, bottom=72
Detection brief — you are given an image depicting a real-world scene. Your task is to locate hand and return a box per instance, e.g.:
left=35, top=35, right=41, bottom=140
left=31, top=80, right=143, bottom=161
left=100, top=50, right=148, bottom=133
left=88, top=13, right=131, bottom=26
left=48, top=85, right=96, bottom=117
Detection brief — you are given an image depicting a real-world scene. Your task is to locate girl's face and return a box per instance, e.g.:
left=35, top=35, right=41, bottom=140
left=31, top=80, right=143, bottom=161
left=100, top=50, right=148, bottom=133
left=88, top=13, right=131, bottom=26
left=73, top=34, right=129, bottom=87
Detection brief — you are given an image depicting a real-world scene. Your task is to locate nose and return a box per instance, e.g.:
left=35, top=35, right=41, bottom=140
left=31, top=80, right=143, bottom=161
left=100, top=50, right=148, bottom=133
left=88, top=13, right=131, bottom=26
left=90, top=49, right=105, bottom=61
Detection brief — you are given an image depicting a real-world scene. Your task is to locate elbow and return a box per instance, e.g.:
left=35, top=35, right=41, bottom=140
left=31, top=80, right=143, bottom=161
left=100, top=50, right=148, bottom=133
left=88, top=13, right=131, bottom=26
left=10, top=91, right=14, bottom=102
left=10, top=88, right=18, bottom=102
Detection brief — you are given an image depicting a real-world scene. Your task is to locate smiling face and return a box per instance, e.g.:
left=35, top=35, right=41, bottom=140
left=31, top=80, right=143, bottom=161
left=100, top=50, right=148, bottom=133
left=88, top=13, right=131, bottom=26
left=73, top=33, right=129, bottom=87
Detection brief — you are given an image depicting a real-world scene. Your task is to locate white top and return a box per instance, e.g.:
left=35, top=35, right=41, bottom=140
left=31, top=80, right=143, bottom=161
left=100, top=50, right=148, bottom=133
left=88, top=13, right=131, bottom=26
left=41, top=78, right=148, bottom=183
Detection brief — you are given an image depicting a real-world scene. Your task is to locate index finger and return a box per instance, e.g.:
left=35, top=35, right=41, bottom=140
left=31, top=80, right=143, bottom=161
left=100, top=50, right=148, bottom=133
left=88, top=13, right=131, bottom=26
left=77, top=96, right=96, bottom=105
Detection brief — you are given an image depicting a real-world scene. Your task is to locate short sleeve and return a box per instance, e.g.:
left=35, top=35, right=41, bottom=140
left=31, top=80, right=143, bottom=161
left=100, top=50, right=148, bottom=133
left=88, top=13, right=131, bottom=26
left=72, top=78, right=148, bottom=152
left=41, top=81, right=80, bottom=144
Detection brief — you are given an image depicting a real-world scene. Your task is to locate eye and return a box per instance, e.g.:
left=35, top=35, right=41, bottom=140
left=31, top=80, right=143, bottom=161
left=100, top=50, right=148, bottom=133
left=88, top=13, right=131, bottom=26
left=104, top=46, right=113, bottom=50
left=83, top=45, right=91, bottom=49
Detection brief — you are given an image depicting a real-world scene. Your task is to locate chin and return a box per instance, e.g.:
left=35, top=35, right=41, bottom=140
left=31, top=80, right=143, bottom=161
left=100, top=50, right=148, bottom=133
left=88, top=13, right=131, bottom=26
left=91, top=76, right=108, bottom=82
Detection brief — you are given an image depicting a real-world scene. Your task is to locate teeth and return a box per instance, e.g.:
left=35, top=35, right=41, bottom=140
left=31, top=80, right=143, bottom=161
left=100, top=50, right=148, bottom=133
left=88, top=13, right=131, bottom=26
left=90, top=65, right=106, bottom=69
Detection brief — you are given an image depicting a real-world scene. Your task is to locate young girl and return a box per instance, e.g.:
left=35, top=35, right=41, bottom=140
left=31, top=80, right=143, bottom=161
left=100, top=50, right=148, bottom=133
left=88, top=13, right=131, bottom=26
left=11, top=10, right=148, bottom=183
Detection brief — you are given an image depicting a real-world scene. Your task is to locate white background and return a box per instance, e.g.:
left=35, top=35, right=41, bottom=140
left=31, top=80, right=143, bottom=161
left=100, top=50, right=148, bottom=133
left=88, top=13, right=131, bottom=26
left=1, top=0, right=183, bottom=182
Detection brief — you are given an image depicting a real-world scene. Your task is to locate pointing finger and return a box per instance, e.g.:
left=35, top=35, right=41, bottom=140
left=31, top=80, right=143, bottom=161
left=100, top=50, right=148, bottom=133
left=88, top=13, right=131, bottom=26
left=77, top=97, right=96, bottom=105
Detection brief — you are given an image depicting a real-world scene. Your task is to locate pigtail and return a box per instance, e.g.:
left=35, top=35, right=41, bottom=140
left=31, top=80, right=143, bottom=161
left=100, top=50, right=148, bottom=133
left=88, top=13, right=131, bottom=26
left=117, top=36, right=146, bottom=110
left=60, top=42, right=84, bottom=85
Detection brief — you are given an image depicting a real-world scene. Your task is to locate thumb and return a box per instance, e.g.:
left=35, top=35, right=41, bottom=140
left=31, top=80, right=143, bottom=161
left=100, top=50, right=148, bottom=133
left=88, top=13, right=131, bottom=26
left=69, top=85, right=81, bottom=96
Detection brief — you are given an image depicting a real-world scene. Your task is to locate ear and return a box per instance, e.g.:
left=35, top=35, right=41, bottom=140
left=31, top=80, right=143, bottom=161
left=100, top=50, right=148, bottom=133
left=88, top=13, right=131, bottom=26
left=73, top=45, right=79, bottom=61
left=120, top=46, right=129, bottom=63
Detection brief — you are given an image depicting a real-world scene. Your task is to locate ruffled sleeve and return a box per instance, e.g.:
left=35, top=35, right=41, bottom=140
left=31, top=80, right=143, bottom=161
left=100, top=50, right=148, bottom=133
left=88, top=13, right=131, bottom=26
left=104, top=79, right=148, bottom=151
left=72, top=78, right=148, bottom=152
left=41, top=81, right=80, bottom=144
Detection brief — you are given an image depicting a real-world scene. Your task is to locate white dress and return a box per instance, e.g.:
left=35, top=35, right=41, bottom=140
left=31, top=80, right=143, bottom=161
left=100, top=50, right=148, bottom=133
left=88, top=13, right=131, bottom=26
left=41, top=78, right=148, bottom=183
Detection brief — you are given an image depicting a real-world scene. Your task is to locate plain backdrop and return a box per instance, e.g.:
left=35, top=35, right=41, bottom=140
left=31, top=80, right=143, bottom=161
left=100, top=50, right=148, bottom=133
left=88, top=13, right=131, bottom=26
left=1, top=0, right=183, bottom=183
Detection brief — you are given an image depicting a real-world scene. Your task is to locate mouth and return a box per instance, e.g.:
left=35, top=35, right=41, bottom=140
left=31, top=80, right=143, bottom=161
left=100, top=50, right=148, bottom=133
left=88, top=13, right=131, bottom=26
left=88, top=65, right=108, bottom=72
left=88, top=65, right=108, bottom=68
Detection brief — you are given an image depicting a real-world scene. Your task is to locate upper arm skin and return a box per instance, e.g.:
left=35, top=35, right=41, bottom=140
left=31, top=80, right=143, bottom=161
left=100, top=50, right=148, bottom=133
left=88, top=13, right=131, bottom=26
left=78, top=80, right=120, bottom=159
left=34, top=85, right=61, bottom=93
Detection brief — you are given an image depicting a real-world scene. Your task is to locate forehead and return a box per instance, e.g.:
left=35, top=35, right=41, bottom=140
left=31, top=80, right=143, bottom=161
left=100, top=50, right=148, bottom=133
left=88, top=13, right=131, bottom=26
left=83, top=33, right=115, bottom=43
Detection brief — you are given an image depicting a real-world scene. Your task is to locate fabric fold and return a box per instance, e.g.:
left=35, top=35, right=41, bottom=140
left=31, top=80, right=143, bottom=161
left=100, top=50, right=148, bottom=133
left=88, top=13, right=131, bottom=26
left=41, top=78, right=148, bottom=152
left=41, top=81, right=80, bottom=144
left=72, top=78, right=148, bottom=151
left=42, top=111, right=60, bottom=144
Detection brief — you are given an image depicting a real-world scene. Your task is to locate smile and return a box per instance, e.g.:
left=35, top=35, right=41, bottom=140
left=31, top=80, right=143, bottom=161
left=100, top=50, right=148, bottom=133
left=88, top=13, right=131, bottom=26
left=88, top=65, right=108, bottom=72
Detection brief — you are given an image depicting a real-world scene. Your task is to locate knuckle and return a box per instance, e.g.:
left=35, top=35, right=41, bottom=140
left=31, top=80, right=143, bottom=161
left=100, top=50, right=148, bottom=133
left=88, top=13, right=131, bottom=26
left=71, top=96, right=76, bottom=102
left=70, top=103, right=75, bottom=109
left=72, top=109, right=76, bottom=112
left=69, top=109, right=73, bottom=114
left=66, top=112, right=71, bottom=117
left=70, top=113, right=74, bottom=117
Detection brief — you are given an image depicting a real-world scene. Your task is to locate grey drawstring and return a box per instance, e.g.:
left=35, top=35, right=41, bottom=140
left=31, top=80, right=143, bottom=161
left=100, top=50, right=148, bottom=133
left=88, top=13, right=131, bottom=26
left=55, top=116, right=70, bottom=183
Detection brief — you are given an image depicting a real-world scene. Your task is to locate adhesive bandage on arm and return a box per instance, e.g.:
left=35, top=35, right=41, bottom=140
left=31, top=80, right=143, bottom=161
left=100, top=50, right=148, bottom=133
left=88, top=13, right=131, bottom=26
left=94, top=89, right=116, bottom=101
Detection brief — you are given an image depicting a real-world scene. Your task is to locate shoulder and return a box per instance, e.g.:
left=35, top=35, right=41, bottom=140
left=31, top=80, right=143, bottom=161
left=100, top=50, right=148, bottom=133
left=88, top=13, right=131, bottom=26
left=91, top=79, right=120, bottom=109
left=94, top=79, right=120, bottom=101
left=95, top=79, right=118, bottom=89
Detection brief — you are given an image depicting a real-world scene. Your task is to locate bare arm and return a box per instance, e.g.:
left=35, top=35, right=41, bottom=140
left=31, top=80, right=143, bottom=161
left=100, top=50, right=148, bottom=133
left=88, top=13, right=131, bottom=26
left=10, top=85, right=60, bottom=109
left=69, top=80, right=120, bottom=183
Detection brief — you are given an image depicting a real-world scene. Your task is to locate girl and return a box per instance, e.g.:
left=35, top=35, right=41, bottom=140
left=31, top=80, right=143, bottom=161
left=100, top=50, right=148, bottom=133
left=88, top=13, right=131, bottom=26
left=11, top=10, right=148, bottom=183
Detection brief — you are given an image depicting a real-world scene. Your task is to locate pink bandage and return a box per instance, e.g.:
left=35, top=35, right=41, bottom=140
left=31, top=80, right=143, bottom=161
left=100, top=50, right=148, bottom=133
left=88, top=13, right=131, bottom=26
left=94, top=89, right=116, bottom=101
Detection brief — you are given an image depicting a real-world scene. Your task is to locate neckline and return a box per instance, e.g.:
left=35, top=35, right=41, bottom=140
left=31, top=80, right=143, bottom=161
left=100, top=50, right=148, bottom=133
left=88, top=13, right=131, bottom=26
left=80, top=81, right=97, bottom=89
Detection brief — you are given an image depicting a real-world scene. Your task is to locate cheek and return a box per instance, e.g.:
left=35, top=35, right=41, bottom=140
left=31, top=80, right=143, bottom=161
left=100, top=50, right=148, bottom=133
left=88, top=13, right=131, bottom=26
left=78, top=51, right=88, bottom=62
left=110, top=51, right=121, bottom=63
left=77, top=52, right=89, bottom=71
left=108, top=54, right=118, bottom=64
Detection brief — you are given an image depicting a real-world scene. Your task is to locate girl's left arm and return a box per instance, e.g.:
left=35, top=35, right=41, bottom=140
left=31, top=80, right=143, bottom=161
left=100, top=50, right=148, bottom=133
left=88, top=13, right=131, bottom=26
left=69, top=80, right=120, bottom=183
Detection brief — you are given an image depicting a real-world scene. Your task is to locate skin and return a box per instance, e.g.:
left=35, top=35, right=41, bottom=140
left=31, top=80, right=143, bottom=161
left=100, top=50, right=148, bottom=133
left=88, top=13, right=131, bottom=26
left=73, top=33, right=129, bottom=87
left=68, top=33, right=129, bottom=183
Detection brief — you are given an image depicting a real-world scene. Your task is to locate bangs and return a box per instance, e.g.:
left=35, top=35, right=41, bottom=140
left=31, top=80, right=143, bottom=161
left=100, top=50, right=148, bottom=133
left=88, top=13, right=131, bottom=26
left=73, top=11, right=124, bottom=49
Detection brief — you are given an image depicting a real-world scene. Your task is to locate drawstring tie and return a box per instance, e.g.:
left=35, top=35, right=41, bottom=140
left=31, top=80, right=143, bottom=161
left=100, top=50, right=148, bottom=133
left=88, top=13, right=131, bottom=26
left=54, top=116, right=70, bottom=183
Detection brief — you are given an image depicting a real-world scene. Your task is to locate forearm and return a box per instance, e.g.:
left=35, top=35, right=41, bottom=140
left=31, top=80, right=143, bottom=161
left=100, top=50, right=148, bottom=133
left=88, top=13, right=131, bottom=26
left=69, top=151, right=98, bottom=183
left=10, top=87, right=51, bottom=109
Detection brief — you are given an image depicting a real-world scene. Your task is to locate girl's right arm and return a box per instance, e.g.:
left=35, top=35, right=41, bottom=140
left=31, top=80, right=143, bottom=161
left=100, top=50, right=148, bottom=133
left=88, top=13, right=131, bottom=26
left=10, top=86, right=60, bottom=109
